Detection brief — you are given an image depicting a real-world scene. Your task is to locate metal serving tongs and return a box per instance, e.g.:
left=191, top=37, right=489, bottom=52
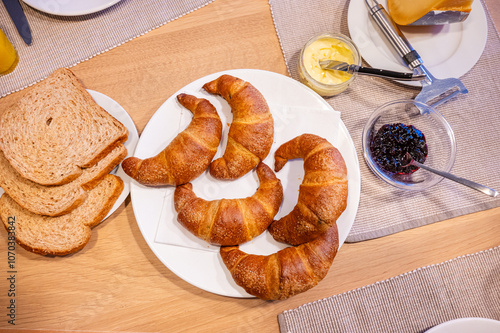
left=364, top=0, right=468, bottom=108
left=319, top=59, right=427, bottom=81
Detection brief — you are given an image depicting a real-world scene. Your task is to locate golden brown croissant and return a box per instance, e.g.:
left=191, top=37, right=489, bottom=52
left=122, top=94, right=222, bottom=186
left=174, top=162, right=283, bottom=246
left=268, top=134, right=348, bottom=245
left=220, top=223, right=339, bottom=300
left=202, top=74, right=274, bottom=180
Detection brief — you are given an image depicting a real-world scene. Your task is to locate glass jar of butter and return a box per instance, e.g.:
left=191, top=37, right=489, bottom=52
left=298, top=32, right=361, bottom=97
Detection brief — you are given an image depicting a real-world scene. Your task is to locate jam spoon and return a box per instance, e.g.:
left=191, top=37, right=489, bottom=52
left=403, top=153, right=498, bottom=197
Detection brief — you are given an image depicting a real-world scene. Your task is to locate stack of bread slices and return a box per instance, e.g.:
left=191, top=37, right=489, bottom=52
left=0, top=68, right=129, bottom=256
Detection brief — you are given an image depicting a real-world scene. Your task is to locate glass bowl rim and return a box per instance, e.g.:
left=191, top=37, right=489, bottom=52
left=298, top=32, right=361, bottom=90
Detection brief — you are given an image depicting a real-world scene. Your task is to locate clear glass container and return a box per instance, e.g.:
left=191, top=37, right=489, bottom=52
left=362, top=99, right=457, bottom=191
left=298, top=32, right=361, bottom=97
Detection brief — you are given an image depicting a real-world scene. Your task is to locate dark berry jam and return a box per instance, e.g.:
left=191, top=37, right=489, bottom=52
left=370, top=123, right=427, bottom=174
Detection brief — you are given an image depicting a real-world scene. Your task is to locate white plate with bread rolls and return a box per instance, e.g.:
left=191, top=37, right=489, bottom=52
left=130, top=69, right=361, bottom=298
left=347, top=0, right=488, bottom=86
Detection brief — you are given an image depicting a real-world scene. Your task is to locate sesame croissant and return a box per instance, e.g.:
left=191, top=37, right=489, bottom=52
left=174, top=162, right=283, bottom=246
left=268, top=134, right=348, bottom=245
left=220, top=223, right=339, bottom=300
left=203, top=74, right=274, bottom=180
left=122, top=94, right=222, bottom=186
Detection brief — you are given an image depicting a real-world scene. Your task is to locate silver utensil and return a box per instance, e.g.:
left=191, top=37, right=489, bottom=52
left=319, top=59, right=426, bottom=81
left=409, top=11, right=470, bottom=25
left=403, top=153, right=498, bottom=197
left=364, top=0, right=468, bottom=107
left=2, top=0, right=32, bottom=45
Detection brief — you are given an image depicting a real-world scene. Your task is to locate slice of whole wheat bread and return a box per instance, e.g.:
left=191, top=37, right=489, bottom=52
left=0, top=174, right=124, bottom=256
left=0, top=68, right=128, bottom=186
left=0, top=144, right=127, bottom=217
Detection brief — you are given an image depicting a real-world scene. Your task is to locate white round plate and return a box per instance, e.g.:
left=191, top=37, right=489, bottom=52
left=87, top=90, right=138, bottom=219
left=130, top=69, right=361, bottom=298
left=0, top=90, right=138, bottom=219
left=22, top=0, right=121, bottom=16
left=347, top=0, right=488, bottom=86
left=426, top=318, right=500, bottom=333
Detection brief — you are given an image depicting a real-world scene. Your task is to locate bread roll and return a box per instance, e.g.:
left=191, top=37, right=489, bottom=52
left=388, top=0, right=473, bottom=26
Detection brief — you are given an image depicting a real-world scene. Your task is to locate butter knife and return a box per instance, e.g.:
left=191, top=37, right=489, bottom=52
left=319, top=59, right=426, bottom=81
left=2, top=0, right=32, bottom=45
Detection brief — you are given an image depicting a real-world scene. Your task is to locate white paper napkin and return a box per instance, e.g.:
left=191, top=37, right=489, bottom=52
left=153, top=104, right=341, bottom=252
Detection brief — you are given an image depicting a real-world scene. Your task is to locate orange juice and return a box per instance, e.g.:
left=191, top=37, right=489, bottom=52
left=0, top=29, right=18, bottom=74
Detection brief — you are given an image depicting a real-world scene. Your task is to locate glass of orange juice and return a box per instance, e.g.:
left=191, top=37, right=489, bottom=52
left=0, top=28, right=19, bottom=75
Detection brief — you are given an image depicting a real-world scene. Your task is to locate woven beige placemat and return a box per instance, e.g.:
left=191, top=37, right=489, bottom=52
left=269, top=0, right=500, bottom=242
left=278, top=246, right=500, bottom=333
left=0, top=0, right=213, bottom=97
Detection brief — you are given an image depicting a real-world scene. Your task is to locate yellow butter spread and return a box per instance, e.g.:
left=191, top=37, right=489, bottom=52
left=302, top=37, right=355, bottom=85
left=388, top=0, right=473, bottom=26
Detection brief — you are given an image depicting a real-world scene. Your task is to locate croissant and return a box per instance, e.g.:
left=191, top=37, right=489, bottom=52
left=220, top=223, right=339, bottom=300
left=122, top=94, right=222, bottom=186
left=174, top=162, right=283, bottom=246
left=268, top=134, right=348, bottom=245
left=202, top=74, right=274, bottom=180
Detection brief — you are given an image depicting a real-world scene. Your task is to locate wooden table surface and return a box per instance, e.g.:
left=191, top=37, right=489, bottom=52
left=1, top=0, right=499, bottom=332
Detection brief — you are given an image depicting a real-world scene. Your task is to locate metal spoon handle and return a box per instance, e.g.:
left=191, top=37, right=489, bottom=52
left=412, top=161, right=499, bottom=197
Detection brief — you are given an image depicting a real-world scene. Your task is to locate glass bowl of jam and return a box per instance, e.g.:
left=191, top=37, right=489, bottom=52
left=362, top=99, right=456, bottom=191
